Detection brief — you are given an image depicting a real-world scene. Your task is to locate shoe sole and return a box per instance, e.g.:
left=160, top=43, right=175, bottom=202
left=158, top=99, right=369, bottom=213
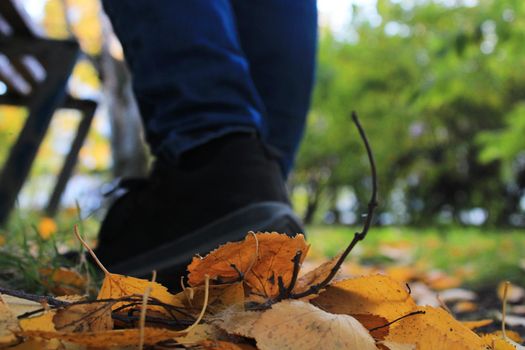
left=108, top=201, right=304, bottom=279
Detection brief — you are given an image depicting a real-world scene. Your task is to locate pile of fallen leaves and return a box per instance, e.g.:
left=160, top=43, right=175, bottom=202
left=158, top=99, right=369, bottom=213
left=0, top=231, right=523, bottom=350
left=1, top=116, right=522, bottom=349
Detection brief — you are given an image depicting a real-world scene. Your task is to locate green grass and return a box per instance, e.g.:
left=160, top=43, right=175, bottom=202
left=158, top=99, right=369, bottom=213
left=0, top=210, right=100, bottom=293
left=2, top=211, right=524, bottom=293
left=306, top=225, right=525, bottom=288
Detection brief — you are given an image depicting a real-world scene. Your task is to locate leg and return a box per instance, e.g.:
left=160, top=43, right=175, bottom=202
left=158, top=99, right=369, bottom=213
left=231, top=0, right=318, bottom=177
left=96, top=0, right=305, bottom=286
left=101, top=0, right=266, bottom=161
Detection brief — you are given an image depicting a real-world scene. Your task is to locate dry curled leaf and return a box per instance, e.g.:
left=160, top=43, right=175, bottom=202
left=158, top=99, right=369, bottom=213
left=53, top=302, right=114, bottom=332
left=251, top=300, right=377, bottom=350
left=188, top=232, right=309, bottom=298
left=312, top=274, right=416, bottom=322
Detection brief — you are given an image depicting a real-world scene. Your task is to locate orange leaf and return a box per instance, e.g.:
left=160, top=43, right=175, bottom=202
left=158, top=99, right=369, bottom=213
left=188, top=232, right=309, bottom=298
left=312, top=274, right=416, bottom=322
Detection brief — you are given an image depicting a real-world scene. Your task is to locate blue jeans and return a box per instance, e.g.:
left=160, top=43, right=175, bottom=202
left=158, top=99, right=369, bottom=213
left=102, top=0, right=317, bottom=177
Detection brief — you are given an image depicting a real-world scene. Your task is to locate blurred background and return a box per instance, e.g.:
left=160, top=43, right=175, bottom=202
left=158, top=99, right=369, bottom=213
left=2, top=0, right=525, bottom=227
left=1, top=0, right=525, bottom=293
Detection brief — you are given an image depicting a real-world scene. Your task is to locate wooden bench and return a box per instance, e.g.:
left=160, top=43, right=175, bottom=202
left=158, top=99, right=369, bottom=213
left=0, top=0, right=97, bottom=224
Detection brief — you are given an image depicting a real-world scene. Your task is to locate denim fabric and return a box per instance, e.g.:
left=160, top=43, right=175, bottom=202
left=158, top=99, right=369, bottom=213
left=102, top=0, right=317, bottom=176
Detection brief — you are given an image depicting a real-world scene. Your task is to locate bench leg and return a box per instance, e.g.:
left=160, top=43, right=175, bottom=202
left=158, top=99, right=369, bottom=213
left=0, top=41, right=79, bottom=225
left=45, top=103, right=96, bottom=217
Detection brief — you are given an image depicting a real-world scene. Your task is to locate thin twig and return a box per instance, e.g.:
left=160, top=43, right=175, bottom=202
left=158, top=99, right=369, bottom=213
left=74, top=225, right=110, bottom=275
left=276, top=250, right=303, bottom=301
left=181, top=275, right=210, bottom=333
left=230, top=263, right=244, bottom=281
left=139, top=271, right=157, bottom=350
left=291, top=111, right=378, bottom=299
left=368, top=310, right=425, bottom=332
left=0, top=286, right=68, bottom=308
left=111, top=313, right=193, bottom=328
left=502, top=281, right=510, bottom=339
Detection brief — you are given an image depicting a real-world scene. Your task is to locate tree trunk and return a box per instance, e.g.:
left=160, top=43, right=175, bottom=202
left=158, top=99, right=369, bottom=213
left=303, top=178, right=323, bottom=225
left=100, top=21, right=149, bottom=179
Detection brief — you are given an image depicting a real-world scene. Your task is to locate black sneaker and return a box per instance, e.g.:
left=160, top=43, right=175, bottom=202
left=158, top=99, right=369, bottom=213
left=94, top=132, right=304, bottom=287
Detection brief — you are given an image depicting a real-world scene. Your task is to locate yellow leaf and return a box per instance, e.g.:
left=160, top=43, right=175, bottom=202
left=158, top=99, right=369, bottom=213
left=188, top=232, right=309, bottom=298
left=19, top=311, right=56, bottom=332
left=312, top=274, right=417, bottom=322
left=19, top=327, right=185, bottom=347
left=0, top=234, right=6, bottom=246
left=38, top=217, right=57, bottom=240
left=385, top=266, right=419, bottom=284
left=52, top=302, right=114, bottom=332
left=378, top=341, right=416, bottom=350
left=386, top=306, right=486, bottom=350
left=97, top=273, right=183, bottom=312
left=251, top=300, right=377, bottom=350
left=480, top=334, right=519, bottom=350
left=0, top=295, right=21, bottom=346
left=462, top=319, right=493, bottom=330
left=489, top=330, right=523, bottom=344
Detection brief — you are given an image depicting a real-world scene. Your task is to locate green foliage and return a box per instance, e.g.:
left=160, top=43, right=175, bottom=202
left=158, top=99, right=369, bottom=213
left=294, top=0, right=525, bottom=226
left=307, top=225, right=525, bottom=287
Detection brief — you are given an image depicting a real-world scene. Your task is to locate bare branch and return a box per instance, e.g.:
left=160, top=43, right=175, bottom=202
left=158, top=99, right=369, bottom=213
left=291, top=111, right=378, bottom=299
